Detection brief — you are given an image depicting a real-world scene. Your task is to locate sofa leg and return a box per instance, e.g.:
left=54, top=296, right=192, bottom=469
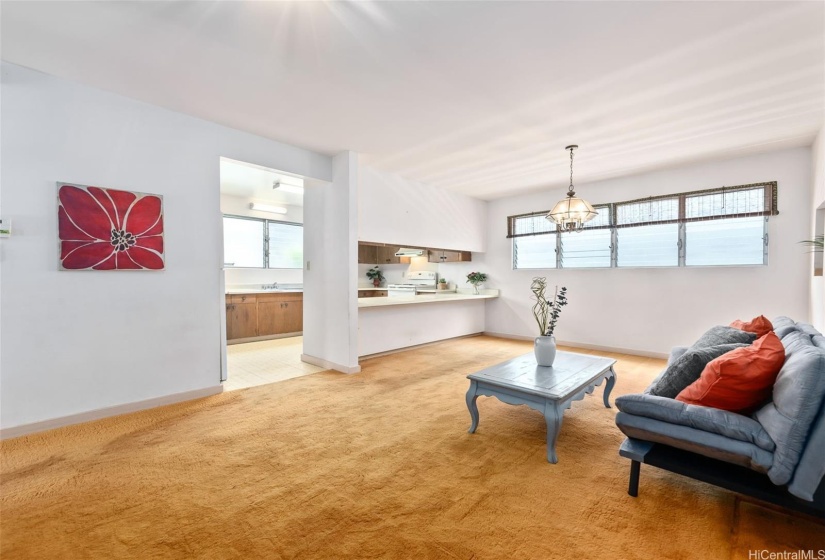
left=628, top=460, right=641, bottom=497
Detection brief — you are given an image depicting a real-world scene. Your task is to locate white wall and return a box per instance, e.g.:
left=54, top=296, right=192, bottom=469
left=0, top=63, right=332, bottom=430
left=358, top=163, right=487, bottom=252
left=303, top=151, right=360, bottom=372
left=220, top=193, right=304, bottom=287
left=811, top=126, right=825, bottom=332
left=482, top=148, right=813, bottom=355
left=359, top=301, right=486, bottom=356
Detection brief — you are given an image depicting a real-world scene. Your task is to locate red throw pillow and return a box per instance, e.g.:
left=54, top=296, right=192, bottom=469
left=676, top=332, right=785, bottom=413
left=730, top=315, right=773, bottom=338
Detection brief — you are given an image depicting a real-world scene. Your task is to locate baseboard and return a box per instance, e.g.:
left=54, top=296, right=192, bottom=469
left=482, top=331, right=669, bottom=360
left=228, top=332, right=302, bottom=345
left=300, top=354, right=361, bottom=374
left=358, top=333, right=484, bottom=361
left=0, top=385, right=224, bottom=440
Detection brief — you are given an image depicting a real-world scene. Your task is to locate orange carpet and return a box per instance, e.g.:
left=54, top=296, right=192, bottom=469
left=1, top=336, right=823, bottom=559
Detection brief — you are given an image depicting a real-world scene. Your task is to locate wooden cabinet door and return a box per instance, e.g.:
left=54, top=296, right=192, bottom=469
left=226, top=302, right=257, bottom=340
left=358, top=243, right=378, bottom=264
left=375, top=246, right=400, bottom=264
left=257, top=302, right=284, bottom=336
left=428, top=250, right=443, bottom=263
left=282, top=301, right=303, bottom=333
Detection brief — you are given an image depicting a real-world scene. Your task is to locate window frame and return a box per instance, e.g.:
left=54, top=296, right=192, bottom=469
left=508, top=182, right=776, bottom=271
left=222, top=213, right=303, bottom=270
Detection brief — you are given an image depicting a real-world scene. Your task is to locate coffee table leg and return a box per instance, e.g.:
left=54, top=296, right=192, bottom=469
left=544, top=400, right=563, bottom=464
left=603, top=367, right=617, bottom=408
left=466, top=380, right=480, bottom=433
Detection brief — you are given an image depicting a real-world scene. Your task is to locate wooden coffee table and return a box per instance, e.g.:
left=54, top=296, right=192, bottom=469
left=465, top=350, right=617, bottom=463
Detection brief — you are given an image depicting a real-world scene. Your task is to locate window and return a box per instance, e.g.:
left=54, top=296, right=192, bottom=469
left=507, top=182, right=776, bottom=270
left=616, top=199, right=679, bottom=268
left=560, top=205, right=611, bottom=268
left=511, top=213, right=557, bottom=269
left=267, top=221, right=303, bottom=269
left=223, top=215, right=303, bottom=269
left=223, top=216, right=264, bottom=268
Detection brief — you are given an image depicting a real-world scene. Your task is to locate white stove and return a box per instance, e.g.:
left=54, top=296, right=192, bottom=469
left=387, top=271, right=437, bottom=297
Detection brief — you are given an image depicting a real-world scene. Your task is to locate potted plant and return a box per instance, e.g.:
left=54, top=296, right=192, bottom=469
left=531, top=277, right=568, bottom=366
left=799, top=235, right=824, bottom=252
left=438, top=278, right=449, bottom=290
left=466, top=271, right=488, bottom=295
left=366, top=266, right=385, bottom=288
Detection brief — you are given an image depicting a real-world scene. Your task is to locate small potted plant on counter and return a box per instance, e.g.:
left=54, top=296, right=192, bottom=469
left=466, top=271, right=488, bottom=295
left=367, top=266, right=385, bottom=288
left=438, top=278, right=449, bottom=290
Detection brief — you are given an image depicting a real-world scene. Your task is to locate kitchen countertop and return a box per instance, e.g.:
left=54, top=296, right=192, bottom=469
left=226, top=289, right=303, bottom=294
left=358, top=290, right=498, bottom=308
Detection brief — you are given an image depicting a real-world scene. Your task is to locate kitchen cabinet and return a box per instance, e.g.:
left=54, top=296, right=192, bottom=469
left=226, top=292, right=303, bottom=341
left=428, top=249, right=472, bottom=263
left=257, top=293, right=303, bottom=336
left=375, top=245, right=402, bottom=264
left=358, top=289, right=388, bottom=298
left=358, top=243, right=378, bottom=264
left=226, top=296, right=258, bottom=340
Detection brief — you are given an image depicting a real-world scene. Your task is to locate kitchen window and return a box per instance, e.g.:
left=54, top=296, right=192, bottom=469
left=508, top=182, right=776, bottom=270
left=223, top=215, right=303, bottom=269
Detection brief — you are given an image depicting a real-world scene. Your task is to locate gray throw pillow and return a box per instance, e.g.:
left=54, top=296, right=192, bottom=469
left=692, top=326, right=757, bottom=348
left=648, top=343, right=750, bottom=398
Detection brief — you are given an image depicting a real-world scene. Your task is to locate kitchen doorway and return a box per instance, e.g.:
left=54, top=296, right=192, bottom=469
left=219, top=157, right=320, bottom=391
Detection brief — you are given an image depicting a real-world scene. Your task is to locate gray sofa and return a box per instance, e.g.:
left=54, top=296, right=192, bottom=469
left=615, top=317, right=825, bottom=517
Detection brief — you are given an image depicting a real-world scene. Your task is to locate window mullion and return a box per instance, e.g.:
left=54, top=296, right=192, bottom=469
left=263, top=219, right=270, bottom=268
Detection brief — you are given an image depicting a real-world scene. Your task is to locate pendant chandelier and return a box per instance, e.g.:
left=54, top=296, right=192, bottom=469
left=547, top=145, right=597, bottom=232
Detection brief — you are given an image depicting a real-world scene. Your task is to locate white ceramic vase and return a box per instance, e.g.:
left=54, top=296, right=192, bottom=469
left=534, top=335, right=557, bottom=367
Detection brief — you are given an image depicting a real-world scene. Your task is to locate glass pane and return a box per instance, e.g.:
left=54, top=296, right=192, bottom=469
left=686, top=188, right=764, bottom=219
left=616, top=198, right=678, bottom=225
left=223, top=216, right=264, bottom=268
left=686, top=217, right=765, bottom=266
left=617, top=223, right=678, bottom=267
left=267, top=221, right=303, bottom=269
left=514, top=233, right=557, bottom=269
left=513, top=214, right=556, bottom=236
left=560, top=229, right=611, bottom=268
left=582, top=205, right=611, bottom=228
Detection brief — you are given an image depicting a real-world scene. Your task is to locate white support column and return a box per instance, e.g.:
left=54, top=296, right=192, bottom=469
left=302, top=151, right=361, bottom=373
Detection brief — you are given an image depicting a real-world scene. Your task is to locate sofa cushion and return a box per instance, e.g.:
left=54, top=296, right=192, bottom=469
left=772, top=316, right=798, bottom=340
left=647, top=343, right=749, bottom=399
left=730, top=315, right=773, bottom=337
left=615, top=412, right=773, bottom=472
left=754, top=330, right=825, bottom=486
left=692, top=326, right=756, bottom=348
left=676, top=332, right=785, bottom=413
left=771, top=316, right=796, bottom=330
left=615, top=393, right=774, bottom=450
left=788, top=397, right=825, bottom=501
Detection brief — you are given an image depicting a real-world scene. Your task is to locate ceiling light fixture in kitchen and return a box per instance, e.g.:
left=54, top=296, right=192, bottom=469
left=547, top=145, right=597, bottom=232
left=250, top=202, right=288, bottom=214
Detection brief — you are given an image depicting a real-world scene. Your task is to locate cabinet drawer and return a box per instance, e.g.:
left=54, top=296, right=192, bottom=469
left=227, top=294, right=258, bottom=304
left=257, top=292, right=303, bottom=303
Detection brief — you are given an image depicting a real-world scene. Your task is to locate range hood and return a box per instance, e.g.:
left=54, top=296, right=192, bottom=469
left=394, top=247, right=425, bottom=257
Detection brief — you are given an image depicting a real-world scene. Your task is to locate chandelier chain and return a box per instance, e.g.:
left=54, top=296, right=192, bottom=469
left=569, top=147, right=575, bottom=193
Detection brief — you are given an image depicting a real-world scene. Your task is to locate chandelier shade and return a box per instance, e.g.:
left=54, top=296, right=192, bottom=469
left=546, top=144, right=597, bottom=232
left=547, top=196, right=598, bottom=232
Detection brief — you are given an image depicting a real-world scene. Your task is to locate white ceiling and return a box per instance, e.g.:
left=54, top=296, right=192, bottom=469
left=220, top=158, right=304, bottom=207
left=2, top=1, right=823, bottom=200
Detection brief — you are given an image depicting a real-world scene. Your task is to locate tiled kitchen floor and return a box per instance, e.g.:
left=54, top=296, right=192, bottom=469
left=224, top=336, right=326, bottom=391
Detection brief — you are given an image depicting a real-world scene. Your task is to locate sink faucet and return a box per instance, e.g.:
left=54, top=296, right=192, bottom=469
left=264, top=282, right=279, bottom=290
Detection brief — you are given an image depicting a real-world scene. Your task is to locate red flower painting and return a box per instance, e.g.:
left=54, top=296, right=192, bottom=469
left=58, top=183, right=164, bottom=270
